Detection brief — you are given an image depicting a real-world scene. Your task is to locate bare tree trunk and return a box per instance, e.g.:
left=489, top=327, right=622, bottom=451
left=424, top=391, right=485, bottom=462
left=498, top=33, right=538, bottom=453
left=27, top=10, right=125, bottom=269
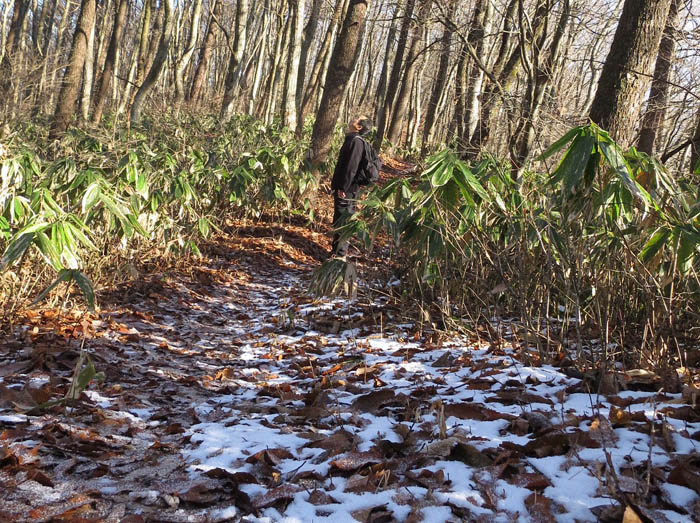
left=296, top=0, right=322, bottom=133
left=462, top=0, right=491, bottom=146
left=373, top=18, right=396, bottom=124
left=386, top=0, right=429, bottom=148
left=637, top=0, right=681, bottom=155
left=79, top=9, right=96, bottom=121
left=220, top=0, right=249, bottom=120
left=511, top=0, right=570, bottom=175
left=174, top=0, right=202, bottom=104
left=188, top=0, right=220, bottom=102
left=282, top=0, right=305, bottom=131
left=589, top=0, right=673, bottom=147
left=92, top=0, right=129, bottom=124
left=307, top=0, right=368, bottom=170
left=50, top=0, right=97, bottom=139
left=0, top=0, right=30, bottom=97
left=376, top=0, right=415, bottom=148
left=300, top=0, right=346, bottom=119
left=130, top=0, right=174, bottom=125
left=421, top=0, right=455, bottom=156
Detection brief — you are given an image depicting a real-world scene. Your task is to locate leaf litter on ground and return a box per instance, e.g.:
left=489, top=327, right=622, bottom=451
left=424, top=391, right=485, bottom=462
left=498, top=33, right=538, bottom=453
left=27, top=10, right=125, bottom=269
left=0, top=221, right=699, bottom=521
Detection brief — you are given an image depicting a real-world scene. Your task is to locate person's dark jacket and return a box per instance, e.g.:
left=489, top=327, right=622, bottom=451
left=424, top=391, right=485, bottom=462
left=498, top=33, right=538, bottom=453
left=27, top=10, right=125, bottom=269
left=331, top=132, right=367, bottom=193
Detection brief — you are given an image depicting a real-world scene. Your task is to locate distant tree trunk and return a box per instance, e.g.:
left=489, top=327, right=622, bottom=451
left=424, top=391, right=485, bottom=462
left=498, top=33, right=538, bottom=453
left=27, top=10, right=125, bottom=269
left=174, top=0, right=202, bottom=105
left=589, top=0, right=672, bottom=147
left=421, top=0, right=455, bottom=156
left=511, top=0, right=570, bottom=175
left=92, top=0, right=129, bottom=124
left=307, top=0, right=368, bottom=170
left=188, top=0, right=220, bottom=103
left=31, top=0, right=42, bottom=50
left=49, top=0, right=97, bottom=139
left=386, top=0, right=429, bottom=148
left=282, top=0, right=305, bottom=131
left=373, top=19, right=396, bottom=124
left=637, top=0, right=681, bottom=155
left=135, top=0, right=152, bottom=86
left=376, top=0, right=415, bottom=148
left=0, top=0, right=30, bottom=96
left=296, top=0, right=322, bottom=133
left=462, top=0, right=491, bottom=147
left=220, top=0, right=249, bottom=120
left=300, top=0, right=346, bottom=120
left=130, top=0, right=174, bottom=125
left=80, top=11, right=96, bottom=121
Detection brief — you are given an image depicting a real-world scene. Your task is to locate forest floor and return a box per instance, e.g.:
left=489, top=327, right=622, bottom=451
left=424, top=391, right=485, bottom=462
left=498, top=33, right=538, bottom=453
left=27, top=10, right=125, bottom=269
left=2, top=162, right=700, bottom=522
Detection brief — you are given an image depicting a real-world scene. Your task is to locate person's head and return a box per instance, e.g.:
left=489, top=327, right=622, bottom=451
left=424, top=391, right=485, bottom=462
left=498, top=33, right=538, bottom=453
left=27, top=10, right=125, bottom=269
left=349, top=116, right=373, bottom=135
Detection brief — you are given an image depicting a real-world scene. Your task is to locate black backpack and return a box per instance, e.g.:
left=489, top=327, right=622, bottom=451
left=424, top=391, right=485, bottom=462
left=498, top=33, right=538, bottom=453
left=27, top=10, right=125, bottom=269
left=355, top=137, right=381, bottom=186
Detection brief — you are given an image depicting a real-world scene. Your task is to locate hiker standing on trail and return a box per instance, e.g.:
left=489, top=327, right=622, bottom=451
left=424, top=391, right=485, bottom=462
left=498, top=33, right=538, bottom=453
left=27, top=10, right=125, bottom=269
left=330, top=116, right=381, bottom=258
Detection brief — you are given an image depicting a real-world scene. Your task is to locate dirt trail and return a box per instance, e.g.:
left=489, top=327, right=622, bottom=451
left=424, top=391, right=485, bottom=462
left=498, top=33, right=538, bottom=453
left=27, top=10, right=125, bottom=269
left=1, top=223, right=699, bottom=522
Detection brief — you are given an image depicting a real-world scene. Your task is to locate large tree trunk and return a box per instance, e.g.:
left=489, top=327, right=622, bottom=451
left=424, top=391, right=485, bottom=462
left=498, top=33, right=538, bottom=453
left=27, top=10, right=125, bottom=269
left=421, top=0, right=455, bottom=156
left=174, top=0, right=202, bottom=105
left=91, top=0, right=129, bottom=124
left=188, top=0, right=220, bottom=103
left=49, top=0, right=97, bottom=139
left=300, top=0, right=346, bottom=120
left=130, top=0, right=174, bottom=125
left=307, top=0, right=368, bottom=170
left=589, top=0, right=673, bottom=147
left=637, top=0, right=681, bottom=155
left=220, top=0, right=249, bottom=121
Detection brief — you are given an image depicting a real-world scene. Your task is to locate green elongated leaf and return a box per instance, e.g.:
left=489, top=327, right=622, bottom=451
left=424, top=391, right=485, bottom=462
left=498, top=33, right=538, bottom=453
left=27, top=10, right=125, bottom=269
left=0, top=232, right=35, bottom=270
left=29, top=268, right=73, bottom=307
left=18, top=221, right=50, bottom=235
left=35, top=230, right=64, bottom=269
left=640, top=228, right=670, bottom=263
left=694, top=157, right=700, bottom=175
left=198, top=217, right=210, bottom=238
left=66, top=356, right=96, bottom=401
left=72, top=270, right=96, bottom=311
left=98, top=192, right=130, bottom=224
left=537, top=125, right=586, bottom=161
left=135, top=172, right=148, bottom=198
left=81, top=182, right=101, bottom=213
left=598, top=140, right=650, bottom=205
left=552, top=134, right=595, bottom=195
left=65, top=218, right=97, bottom=250
left=126, top=213, right=148, bottom=237
left=429, top=160, right=452, bottom=187
left=455, top=162, right=488, bottom=200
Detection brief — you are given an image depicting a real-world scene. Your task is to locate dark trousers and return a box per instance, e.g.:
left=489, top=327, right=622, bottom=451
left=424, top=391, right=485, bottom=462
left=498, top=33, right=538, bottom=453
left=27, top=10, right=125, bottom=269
left=331, top=189, right=358, bottom=256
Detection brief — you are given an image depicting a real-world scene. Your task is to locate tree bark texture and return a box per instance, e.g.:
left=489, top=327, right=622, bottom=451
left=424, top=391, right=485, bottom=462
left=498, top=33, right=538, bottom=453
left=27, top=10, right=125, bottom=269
left=188, top=0, right=221, bottom=103
left=308, top=0, right=368, bottom=169
left=49, top=0, right=97, bottom=139
left=130, top=0, right=174, bottom=125
left=637, top=0, right=681, bottom=156
left=220, top=0, right=249, bottom=120
left=92, top=0, right=129, bottom=124
left=589, top=0, right=673, bottom=147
